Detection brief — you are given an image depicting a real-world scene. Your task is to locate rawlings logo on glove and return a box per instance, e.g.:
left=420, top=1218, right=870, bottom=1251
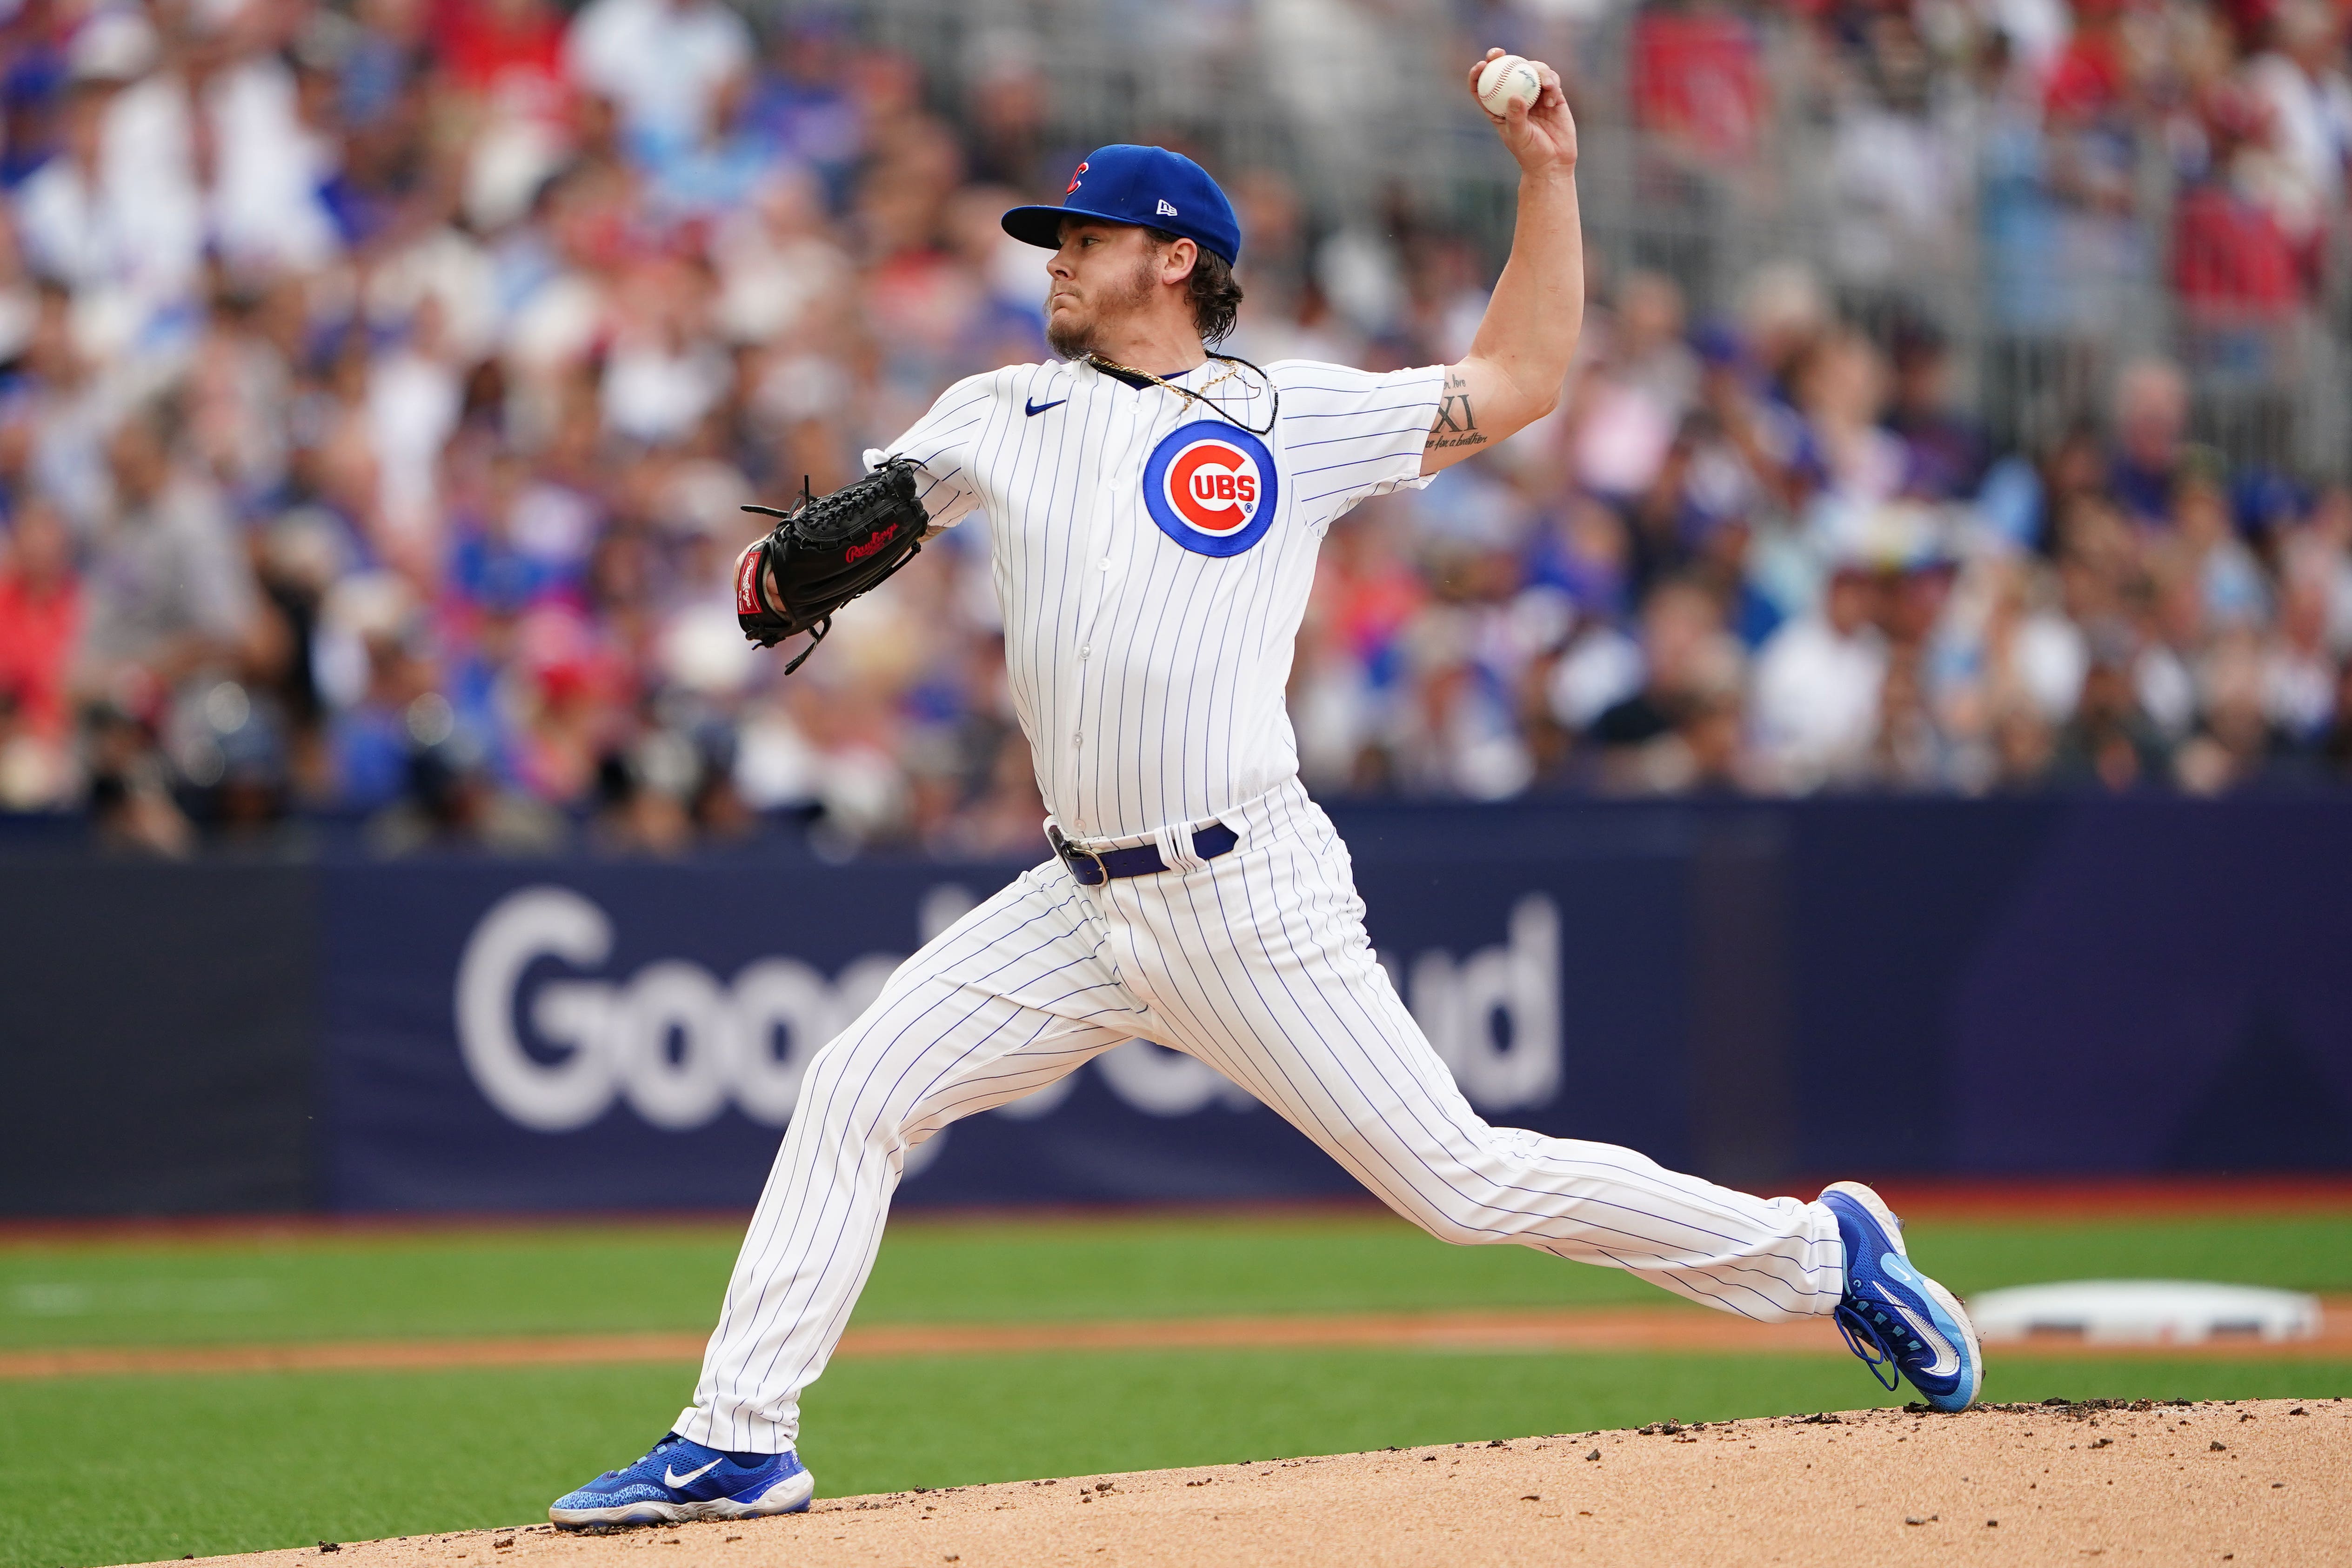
left=843, top=523, right=902, bottom=564
left=734, top=545, right=766, bottom=616
left=735, top=457, right=928, bottom=674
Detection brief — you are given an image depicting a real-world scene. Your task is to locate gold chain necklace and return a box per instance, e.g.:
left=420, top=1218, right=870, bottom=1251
left=1083, top=351, right=1279, bottom=436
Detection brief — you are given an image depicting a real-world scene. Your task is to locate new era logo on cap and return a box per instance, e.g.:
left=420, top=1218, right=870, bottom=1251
left=1156, top=199, right=1178, bottom=217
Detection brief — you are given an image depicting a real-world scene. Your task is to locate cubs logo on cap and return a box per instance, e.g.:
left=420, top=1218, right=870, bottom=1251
left=1142, top=420, right=1279, bottom=557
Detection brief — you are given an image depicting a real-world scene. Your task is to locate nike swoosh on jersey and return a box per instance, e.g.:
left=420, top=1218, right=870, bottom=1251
left=1025, top=397, right=1069, bottom=417
left=1871, top=1275, right=1962, bottom=1378
left=662, top=1458, right=724, bottom=1489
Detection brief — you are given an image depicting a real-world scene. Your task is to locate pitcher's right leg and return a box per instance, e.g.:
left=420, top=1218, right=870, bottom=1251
left=681, top=861, right=1136, bottom=1454
left=1099, top=782, right=1847, bottom=1324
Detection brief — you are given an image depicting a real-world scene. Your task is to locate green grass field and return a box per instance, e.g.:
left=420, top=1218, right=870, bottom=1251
left=4, top=1208, right=2349, bottom=1568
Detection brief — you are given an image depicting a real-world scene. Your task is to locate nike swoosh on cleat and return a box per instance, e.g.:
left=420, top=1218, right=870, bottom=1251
left=1025, top=398, right=1069, bottom=417
left=662, top=1459, right=723, bottom=1489
left=1871, top=1280, right=1962, bottom=1378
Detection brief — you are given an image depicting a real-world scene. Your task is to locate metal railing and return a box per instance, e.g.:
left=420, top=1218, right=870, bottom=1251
left=847, top=0, right=2351, bottom=479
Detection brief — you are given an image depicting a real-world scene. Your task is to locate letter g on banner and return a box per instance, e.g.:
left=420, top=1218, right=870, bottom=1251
left=454, top=885, right=909, bottom=1134
left=456, top=886, right=618, bottom=1132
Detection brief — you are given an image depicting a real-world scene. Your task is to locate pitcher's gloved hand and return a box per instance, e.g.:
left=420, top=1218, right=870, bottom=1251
left=734, top=456, right=929, bottom=673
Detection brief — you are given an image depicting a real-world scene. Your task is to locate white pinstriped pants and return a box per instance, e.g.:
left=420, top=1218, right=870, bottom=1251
left=676, top=778, right=1844, bottom=1453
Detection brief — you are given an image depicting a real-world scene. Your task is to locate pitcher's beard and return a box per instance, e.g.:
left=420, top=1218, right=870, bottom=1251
left=1044, top=313, right=1097, bottom=360
left=1045, top=255, right=1158, bottom=360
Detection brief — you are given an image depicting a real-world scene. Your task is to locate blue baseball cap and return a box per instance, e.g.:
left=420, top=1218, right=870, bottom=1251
left=1001, top=145, right=1241, bottom=267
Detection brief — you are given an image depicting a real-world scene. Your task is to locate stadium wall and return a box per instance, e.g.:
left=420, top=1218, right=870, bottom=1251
left=4, top=800, right=2349, bottom=1216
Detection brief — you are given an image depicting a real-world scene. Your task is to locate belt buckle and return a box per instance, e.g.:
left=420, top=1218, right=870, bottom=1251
left=1048, top=825, right=1108, bottom=885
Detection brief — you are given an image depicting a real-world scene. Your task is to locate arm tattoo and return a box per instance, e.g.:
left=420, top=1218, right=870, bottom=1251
left=1427, top=370, right=1488, bottom=453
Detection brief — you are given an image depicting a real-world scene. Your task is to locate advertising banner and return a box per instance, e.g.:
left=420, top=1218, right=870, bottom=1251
left=12, top=797, right=2346, bottom=1219
left=319, top=835, right=1699, bottom=1212
left=1779, top=799, right=2352, bottom=1178
left=0, top=861, right=316, bottom=1214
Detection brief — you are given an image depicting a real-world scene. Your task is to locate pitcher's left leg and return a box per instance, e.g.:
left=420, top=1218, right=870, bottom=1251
left=1101, top=788, right=1843, bottom=1325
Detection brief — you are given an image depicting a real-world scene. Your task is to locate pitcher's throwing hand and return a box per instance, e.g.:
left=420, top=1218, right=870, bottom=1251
left=1469, top=47, right=1578, bottom=174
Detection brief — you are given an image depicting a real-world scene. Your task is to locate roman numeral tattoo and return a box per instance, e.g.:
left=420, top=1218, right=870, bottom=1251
left=1427, top=371, right=1487, bottom=452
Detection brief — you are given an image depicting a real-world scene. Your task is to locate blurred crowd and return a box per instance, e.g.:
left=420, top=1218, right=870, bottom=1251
left=2, top=0, right=2352, bottom=861
left=1765, top=0, right=2352, bottom=332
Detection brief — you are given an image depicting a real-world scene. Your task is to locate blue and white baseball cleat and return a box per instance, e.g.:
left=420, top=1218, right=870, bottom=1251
left=549, top=1432, right=814, bottom=1529
left=1821, top=1181, right=1984, bottom=1412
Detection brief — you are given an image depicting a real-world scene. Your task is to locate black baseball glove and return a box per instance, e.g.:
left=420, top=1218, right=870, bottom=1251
left=734, top=457, right=928, bottom=673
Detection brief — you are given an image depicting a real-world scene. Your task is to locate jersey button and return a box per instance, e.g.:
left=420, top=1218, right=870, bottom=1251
left=1079, top=645, right=1091, bottom=660
left=1071, top=733, right=1083, bottom=748
left=1097, top=557, right=1111, bottom=570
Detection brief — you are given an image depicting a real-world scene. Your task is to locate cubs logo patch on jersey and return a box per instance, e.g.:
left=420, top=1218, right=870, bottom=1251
left=1141, top=420, right=1280, bottom=557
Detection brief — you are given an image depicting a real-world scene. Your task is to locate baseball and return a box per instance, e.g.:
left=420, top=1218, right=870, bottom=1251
left=1477, top=53, right=1542, bottom=117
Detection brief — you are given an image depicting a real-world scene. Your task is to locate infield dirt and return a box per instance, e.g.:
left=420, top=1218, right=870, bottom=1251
left=148, top=1396, right=2347, bottom=1568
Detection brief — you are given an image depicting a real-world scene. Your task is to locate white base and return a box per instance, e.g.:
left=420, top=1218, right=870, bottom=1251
left=1967, top=1280, right=2321, bottom=1344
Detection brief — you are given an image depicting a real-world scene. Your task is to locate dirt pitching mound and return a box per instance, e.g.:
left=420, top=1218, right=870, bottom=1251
left=154, top=1398, right=2347, bottom=1568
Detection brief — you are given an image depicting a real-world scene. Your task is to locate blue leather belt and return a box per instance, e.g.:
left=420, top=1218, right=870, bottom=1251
left=1048, top=822, right=1239, bottom=886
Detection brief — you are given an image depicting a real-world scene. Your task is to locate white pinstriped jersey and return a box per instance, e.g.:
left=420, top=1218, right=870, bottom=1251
left=685, top=361, right=1864, bottom=1467
left=869, top=355, right=1446, bottom=842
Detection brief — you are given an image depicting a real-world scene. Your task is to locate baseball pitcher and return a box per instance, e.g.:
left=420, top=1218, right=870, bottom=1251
left=550, top=50, right=1982, bottom=1528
